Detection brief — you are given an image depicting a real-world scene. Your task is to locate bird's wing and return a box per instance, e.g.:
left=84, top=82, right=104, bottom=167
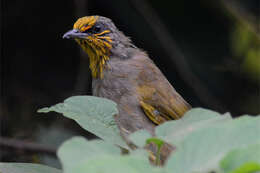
left=136, top=57, right=191, bottom=125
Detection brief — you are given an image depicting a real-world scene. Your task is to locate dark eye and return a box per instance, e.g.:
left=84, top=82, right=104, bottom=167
left=92, top=24, right=101, bottom=33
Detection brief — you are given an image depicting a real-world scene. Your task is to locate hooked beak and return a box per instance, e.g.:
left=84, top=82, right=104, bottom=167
left=62, top=29, right=87, bottom=39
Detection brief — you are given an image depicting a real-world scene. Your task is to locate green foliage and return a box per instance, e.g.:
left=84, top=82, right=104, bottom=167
left=155, top=108, right=232, bottom=145
left=0, top=163, right=61, bottom=173
left=129, top=129, right=152, bottom=148
left=57, top=137, right=121, bottom=173
left=1, top=96, right=259, bottom=173
left=163, top=115, right=260, bottom=173
left=231, top=24, right=260, bottom=82
left=220, top=144, right=260, bottom=173
left=227, top=163, right=260, bottom=173
left=57, top=136, right=161, bottom=173
left=38, top=96, right=128, bottom=149
left=146, top=138, right=165, bottom=165
left=129, top=108, right=260, bottom=173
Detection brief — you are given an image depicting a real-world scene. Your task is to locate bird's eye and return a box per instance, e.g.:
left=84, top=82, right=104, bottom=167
left=82, top=24, right=102, bottom=34
left=92, top=24, right=101, bottom=33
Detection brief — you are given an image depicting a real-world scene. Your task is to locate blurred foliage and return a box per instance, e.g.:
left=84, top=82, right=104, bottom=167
left=231, top=23, right=260, bottom=82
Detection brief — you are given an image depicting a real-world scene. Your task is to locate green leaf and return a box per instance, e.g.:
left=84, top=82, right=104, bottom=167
left=164, top=114, right=260, bottom=173
left=58, top=136, right=163, bottom=173
left=129, top=129, right=152, bottom=148
left=38, top=96, right=128, bottom=149
left=146, top=138, right=165, bottom=149
left=156, top=108, right=232, bottom=145
left=229, top=162, right=260, bottom=173
left=129, top=130, right=166, bottom=166
left=57, top=136, right=121, bottom=173
left=220, top=144, right=260, bottom=173
left=146, top=138, right=165, bottom=165
left=0, top=163, right=61, bottom=173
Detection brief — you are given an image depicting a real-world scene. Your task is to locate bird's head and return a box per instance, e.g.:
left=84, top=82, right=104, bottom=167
left=63, top=16, right=132, bottom=78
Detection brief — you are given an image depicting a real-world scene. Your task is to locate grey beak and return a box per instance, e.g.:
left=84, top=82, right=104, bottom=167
left=63, top=29, right=86, bottom=39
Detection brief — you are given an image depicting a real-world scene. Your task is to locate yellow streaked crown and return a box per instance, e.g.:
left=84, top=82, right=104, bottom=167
left=73, top=16, right=99, bottom=32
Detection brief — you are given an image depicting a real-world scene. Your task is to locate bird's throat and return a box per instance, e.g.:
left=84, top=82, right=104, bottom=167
left=76, top=39, right=110, bottom=79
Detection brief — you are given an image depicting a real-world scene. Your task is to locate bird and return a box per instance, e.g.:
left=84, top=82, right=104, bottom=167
left=63, top=16, right=191, bottom=139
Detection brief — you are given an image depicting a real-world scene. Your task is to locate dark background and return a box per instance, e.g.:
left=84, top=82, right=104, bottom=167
left=0, top=0, right=259, bottom=168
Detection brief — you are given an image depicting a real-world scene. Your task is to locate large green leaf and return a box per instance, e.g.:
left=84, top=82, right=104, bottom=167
left=38, top=96, right=128, bottom=149
left=220, top=144, right=260, bottom=173
left=126, top=108, right=260, bottom=173
left=0, top=163, right=61, bottom=173
left=164, top=115, right=260, bottom=173
left=155, top=108, right=232, bottom=145
left=58, top=136, right=163, bottom=173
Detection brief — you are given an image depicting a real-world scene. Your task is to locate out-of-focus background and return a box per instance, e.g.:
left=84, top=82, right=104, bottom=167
left=0, top=0, right=259, bottom=169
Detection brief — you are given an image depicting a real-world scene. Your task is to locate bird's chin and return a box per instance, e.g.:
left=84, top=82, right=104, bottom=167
left=75, top=39, right=96, bottom=52
left=75, top=38, right=87, bottom=45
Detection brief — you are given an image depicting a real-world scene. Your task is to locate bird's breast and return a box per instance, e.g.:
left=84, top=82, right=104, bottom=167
left=91, top=57, right=156, bottom=134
